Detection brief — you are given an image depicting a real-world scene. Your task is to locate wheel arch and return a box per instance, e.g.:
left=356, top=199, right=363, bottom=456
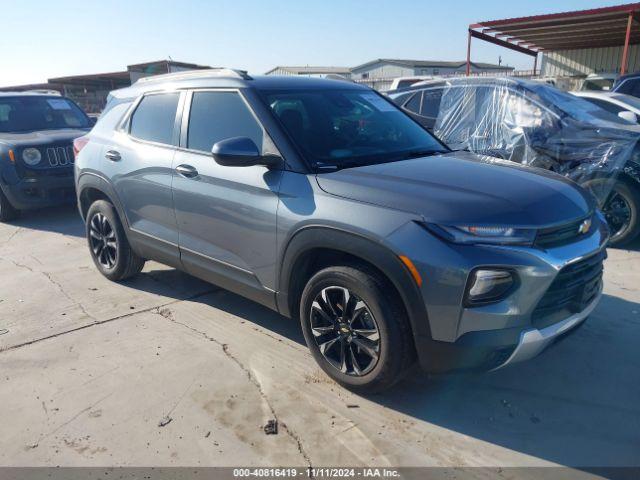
left=277, top=226, right=432, bottom=342
left=77, top=173, right=130, bottom=229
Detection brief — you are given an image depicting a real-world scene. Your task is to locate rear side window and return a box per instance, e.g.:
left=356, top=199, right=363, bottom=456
left=187, top=91, right=263, bottom=152
left=420, top=89, right=443, bottom=118
left=404, top=92, right=422, bottom=113
left=129, top=93, right=180, bottom=145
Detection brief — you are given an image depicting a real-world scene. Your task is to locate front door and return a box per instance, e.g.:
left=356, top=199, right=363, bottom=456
left=172, top=90, right=283, bottom=305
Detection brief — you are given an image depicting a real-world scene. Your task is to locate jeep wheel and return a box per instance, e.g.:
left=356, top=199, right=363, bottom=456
left=0, top=189, right=19, bottom=222
left=300, top=265, right=415, bottom=393
left=86, top=200, right=145, bottom=281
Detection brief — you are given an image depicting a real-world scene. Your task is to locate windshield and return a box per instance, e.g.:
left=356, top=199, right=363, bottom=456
left=0, top=96, right=90, bottom=133
left=581, top=78, right=615, bottom=91
left=261, top=88, right=447, bottom=169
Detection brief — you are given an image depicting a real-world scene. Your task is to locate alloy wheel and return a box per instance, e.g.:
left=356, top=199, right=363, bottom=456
left=603, top=191, right=632, bottom=240
left=89, top=213, right=118, bottom=269
left=309, top=286, right=380, bottom=376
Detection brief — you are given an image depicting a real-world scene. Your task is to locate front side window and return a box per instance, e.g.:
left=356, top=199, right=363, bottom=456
left=261, top=88, right=447, bottom=169
left=0, top=96, right=90, bottom=133
left=187, top=91, right=264, bottom=152
left=129, top=93, right=180, bottom=145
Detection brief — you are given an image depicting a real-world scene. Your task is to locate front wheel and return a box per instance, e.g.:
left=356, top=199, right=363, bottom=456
left=300, top=265, right=415, bottom=393
left=584, top=177, right=640, bottom=246
left=86, top=200, right=145, bottom=281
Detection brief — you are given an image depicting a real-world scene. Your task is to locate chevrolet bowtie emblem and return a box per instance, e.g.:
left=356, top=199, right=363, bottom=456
left=579, top=218, right=592, bottom=235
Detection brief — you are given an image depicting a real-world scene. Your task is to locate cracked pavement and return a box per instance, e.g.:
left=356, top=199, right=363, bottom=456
left=0, top=206, right=639, bottom=467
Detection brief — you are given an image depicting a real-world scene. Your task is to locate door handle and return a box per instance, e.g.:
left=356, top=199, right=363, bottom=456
left=175, top=164, right=199, bottom=178
left=105, top=150, right=121, bottom=162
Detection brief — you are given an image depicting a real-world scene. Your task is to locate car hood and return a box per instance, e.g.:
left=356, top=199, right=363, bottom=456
left=0, top=128, right=90, bottom=147
left=315, top=151, right=595, bottom=228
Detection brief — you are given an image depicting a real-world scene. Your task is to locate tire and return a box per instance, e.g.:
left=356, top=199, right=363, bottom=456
left=583, top=176, right=640, bottom=246
left=86, top=200, right=145, bottom=281
left=0, top=189, right=19, bottom=222
left=300, top=264, right=416, bottom=393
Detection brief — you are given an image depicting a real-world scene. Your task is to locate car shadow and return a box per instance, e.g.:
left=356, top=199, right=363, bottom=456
left=122, top=268, right=640, bottom=467
left=129, top=267, right=640, bottom=467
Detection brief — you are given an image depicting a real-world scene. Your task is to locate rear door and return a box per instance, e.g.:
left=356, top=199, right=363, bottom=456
left=108, top=91, right=183, bottom=264
left=172, top=89, right=283, bottom=303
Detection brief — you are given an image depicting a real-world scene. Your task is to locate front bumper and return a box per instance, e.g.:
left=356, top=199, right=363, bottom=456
left=1, top=174, right=75, bottom=210
left=492, top=288, right=601, bottom=370
left=385, top=215, right=608, bottom=373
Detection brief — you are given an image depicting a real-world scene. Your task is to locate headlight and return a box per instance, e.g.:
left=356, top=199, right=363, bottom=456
left=425, top=223, right=536, bottom=245
left=22, top=148, right=42, bottom=166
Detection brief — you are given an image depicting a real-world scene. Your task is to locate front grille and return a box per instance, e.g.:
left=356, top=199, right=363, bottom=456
left=535, top=215, right=591, bottom=248
left=46, top=145, right=74, bottom=167
left=532, top=249, right=606, bottom=329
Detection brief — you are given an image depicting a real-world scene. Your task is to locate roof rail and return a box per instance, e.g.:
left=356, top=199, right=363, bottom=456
left=135, top=68, right=253, bottom=84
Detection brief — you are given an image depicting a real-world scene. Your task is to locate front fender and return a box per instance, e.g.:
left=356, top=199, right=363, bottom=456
left=276, top=225, right=432, bottom=342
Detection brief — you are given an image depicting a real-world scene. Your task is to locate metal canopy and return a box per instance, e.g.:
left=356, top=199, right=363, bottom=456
left=467, top=3, right=640, bottom=75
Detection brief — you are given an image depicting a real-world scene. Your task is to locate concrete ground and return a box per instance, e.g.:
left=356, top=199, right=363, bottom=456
left=0, top=206, right=638, bottom=468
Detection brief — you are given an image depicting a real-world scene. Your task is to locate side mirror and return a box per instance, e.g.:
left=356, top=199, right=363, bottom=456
left=212, top=136, right=276, bottom=167
left=618, top=110, right=638, bottom=124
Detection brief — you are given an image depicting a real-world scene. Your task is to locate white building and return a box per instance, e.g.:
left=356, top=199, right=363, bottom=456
left=264, top=66, right=352, bottom=78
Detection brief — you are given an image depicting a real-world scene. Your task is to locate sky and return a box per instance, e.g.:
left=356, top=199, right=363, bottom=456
left=1, top=0, right=637, bottom=87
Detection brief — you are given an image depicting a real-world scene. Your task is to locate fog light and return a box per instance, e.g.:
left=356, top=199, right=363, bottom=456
left=466, top=269, right=514, bottom=305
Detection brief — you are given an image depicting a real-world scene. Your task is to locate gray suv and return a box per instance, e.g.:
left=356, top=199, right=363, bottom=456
left=74, top=69, right=609, bottom=392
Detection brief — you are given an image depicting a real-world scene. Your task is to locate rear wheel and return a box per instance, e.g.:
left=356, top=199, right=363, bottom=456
left=86, top=200, right=145, bottom=281
left=584, top=177, right=640, bottom=246
left=0, top=189, right=19, bottom=222
left=300, top=265, right=415, bottom=393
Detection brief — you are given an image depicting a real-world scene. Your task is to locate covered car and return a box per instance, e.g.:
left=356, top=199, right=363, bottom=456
left=389, top=77, right=640, bottom=245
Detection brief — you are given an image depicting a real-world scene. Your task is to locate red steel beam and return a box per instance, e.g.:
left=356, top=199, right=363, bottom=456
left=621, top=12, right=634, bottom=75
left=468, top=29, right=539, bottom=57
left=473, top=3, right=640, bottom=28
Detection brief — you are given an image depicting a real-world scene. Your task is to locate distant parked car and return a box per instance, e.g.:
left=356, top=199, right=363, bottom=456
left=580, top=72, right=618, bottom=91
left=613, top=71, right=640, bottom=99
left=388, top=76, right=436, bottom=91
left=572, top=91, right=640, bottom=124
left=388, top=77, right=640, bottom=245
left=0, top=92, right=92, bottom=221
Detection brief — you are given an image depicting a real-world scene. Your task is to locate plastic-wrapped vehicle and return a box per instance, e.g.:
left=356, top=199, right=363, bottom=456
left=388, top=77, right=640, bottom=245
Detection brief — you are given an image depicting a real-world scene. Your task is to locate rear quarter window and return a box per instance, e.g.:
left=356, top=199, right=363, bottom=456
left=129, top=93, right=180, bottom=145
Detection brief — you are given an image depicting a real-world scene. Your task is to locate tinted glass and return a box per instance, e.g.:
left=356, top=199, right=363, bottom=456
left=582, top=97, right=625, bottom=115
left=187, top=91, right=263, bottom=152
left=262, top=88, right=447, bottom=169
left=130, top=93, right=180, bottom=145
left=420, top=89, right=443, bottom=118
left=616, top=79, right=640, bottom=97
left=0, top=96, right=90, bottom=133
left=404, top=92, right=422, bottom=113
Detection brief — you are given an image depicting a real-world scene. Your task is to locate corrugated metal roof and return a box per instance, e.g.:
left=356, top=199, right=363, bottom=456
left=351, top=59, right=512, bottom=71
left=471, top=2, right=640, bottom=51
